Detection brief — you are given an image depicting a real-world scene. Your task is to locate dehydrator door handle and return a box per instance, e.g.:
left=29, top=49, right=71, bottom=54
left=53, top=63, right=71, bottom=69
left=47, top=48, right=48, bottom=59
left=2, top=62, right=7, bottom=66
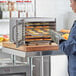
left=16, top=20, right=25, bottom=48
left=12, top=25, right=16, bottom=42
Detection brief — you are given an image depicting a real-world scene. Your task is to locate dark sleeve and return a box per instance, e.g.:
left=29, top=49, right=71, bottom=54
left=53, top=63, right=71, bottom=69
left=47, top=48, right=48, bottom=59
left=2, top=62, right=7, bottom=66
left=59, top=24, right=76, bottom=56
left=59, top=39, right=66, bottom=44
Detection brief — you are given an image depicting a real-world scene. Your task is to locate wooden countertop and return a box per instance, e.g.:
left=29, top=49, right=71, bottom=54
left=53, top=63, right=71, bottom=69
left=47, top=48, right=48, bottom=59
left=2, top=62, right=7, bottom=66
left=2, top=42, right=59, bottom=52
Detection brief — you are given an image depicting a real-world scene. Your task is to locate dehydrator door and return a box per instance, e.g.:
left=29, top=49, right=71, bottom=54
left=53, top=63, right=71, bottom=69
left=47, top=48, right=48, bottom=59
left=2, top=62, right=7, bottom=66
left=16, top=20, right=25, bottom=47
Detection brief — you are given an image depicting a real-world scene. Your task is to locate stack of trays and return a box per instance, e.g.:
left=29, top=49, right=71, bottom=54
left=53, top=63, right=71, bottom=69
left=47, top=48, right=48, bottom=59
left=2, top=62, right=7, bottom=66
left=25, top=22, right=56, bottom=44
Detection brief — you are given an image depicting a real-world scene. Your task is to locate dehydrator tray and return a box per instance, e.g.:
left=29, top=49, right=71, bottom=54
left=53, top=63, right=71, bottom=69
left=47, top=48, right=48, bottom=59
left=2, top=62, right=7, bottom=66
left=25, top=22, right=50, bottom=25
left=25, top=35, right=51, bottom=38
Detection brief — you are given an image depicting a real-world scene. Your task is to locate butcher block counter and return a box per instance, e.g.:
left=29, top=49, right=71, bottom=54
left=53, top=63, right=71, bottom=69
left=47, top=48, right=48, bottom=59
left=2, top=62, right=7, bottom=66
left=2, top=42, right=59, bottom=52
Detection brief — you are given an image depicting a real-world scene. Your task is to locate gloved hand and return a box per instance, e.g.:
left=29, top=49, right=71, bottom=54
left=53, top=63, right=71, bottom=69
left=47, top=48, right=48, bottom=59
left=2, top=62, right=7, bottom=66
left=49, top=30, right=66, bottom=44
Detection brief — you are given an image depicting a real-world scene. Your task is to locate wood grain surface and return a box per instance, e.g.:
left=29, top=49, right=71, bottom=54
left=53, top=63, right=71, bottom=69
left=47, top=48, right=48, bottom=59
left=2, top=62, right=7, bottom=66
left=2, top=42, right=59, bottom=52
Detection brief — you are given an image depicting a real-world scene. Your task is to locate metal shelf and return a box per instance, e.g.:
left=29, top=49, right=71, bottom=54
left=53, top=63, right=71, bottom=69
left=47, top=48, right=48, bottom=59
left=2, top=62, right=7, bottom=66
left=0, top=19, right=9, bottom=22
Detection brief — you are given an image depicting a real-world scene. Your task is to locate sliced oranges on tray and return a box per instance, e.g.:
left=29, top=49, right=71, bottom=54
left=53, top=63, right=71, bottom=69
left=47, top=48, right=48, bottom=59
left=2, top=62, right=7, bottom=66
left=62, top=34, right=69, bottom=40
left=60, top=29, right=70, bottom=33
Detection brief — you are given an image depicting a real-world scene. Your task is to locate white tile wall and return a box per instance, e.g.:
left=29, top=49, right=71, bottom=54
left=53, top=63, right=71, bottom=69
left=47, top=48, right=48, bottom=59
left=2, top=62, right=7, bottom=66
left=36, top=0, right=56, bottom=18
left=0, top=19, right=9, bottom=34
left=35, top=0, right=73, bottom=31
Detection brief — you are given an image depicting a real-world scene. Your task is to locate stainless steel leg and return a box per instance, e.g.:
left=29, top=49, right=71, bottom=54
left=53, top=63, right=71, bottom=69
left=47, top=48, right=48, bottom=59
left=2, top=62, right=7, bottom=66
left=11, top=54, right=16, bottom=65
left=28, top=57, right=33, bottom=76
left=41, top=56, right=51, bottom=76
left=41, top=56, right=44, bottom=76
left=49, top=56, right=51, bottom=76
left=40, top=52, right=44, bottom=76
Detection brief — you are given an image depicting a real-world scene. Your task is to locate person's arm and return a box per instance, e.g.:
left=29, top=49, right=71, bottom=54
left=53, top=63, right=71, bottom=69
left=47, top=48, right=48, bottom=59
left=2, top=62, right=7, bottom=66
left=59, top=24, right=76, bottom=55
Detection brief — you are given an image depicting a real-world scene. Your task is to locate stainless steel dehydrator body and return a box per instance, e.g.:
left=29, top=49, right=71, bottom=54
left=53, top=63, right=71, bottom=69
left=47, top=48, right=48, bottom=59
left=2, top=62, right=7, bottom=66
left=10, top=17, right=56, bottom=47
